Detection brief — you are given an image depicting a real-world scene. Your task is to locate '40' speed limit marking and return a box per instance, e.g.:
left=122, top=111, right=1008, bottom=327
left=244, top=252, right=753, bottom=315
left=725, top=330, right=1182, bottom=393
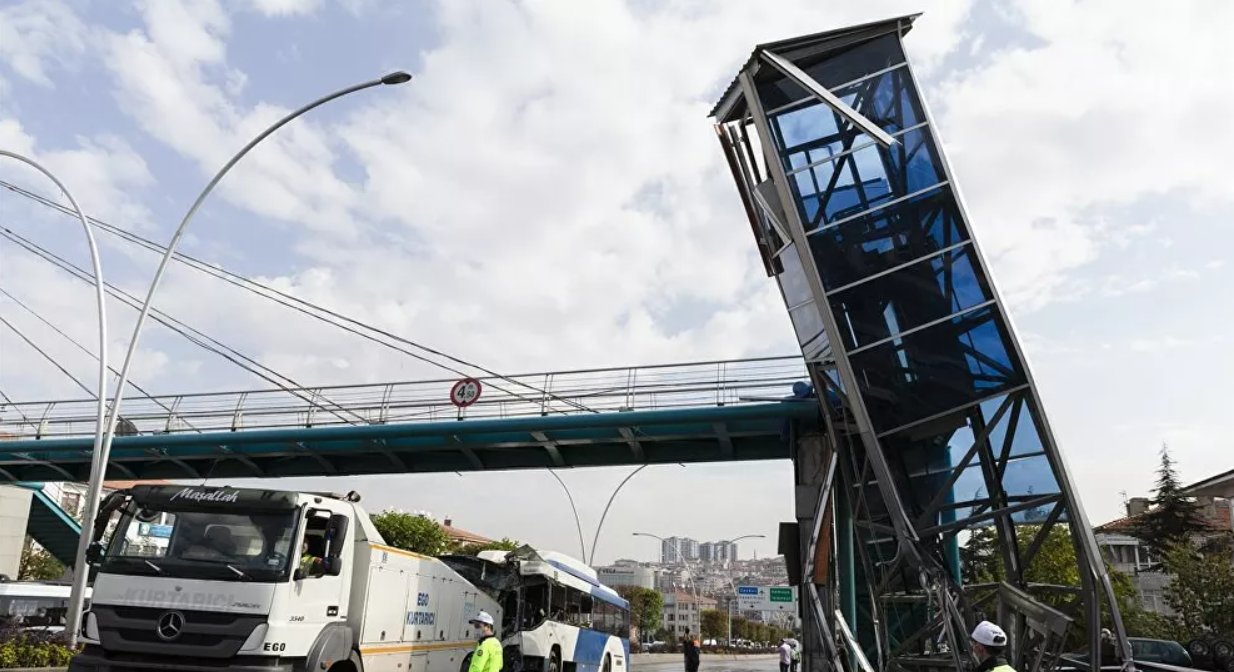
left=450, top=378, right=483, bottom=408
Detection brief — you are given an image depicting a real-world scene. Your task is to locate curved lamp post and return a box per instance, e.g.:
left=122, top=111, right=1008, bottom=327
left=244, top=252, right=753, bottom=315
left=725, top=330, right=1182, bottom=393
left=65, top=71, right=412, bottom=645
left=588, top=463, right=683, bottom=565
left=0, top=152, right=109, bottom=626
left=547, top=469, right=587, bottom=560
left=713, top=534, right=766, bottom=649
left=633, top=531, right=701, bottom=638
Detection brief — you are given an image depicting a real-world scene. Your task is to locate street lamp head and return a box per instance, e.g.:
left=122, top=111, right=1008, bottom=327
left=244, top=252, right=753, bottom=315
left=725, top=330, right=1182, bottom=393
left=381, top=71, right=413, bottom=85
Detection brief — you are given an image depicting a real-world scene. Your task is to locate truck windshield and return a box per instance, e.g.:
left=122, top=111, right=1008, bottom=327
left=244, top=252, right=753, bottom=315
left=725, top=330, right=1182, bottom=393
left=102, top=505, right=298, bottom=582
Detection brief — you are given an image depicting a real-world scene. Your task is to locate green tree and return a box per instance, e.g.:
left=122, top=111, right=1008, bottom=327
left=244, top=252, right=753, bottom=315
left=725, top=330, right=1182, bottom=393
left=701, top=608, right=729, bottom=639
left=1137, top=445, right=1207, bottom=555
left=1163, top=541, right=1234, bottom=635
left=960, top=524, right=1170, bottom=642
left=615, top=586, right=664, bottom=633
left=960, top=524, right=1078, bottom=587
left=370, top=510, right=451, bottom=555
left=453, top=538, right=521, bottom=556
left=18, top=538, right=65, bottom=581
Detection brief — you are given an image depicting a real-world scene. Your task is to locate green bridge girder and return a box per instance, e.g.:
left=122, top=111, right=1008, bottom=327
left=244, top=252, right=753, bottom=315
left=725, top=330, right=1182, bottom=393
left=0, top=401, right=819, bottom=483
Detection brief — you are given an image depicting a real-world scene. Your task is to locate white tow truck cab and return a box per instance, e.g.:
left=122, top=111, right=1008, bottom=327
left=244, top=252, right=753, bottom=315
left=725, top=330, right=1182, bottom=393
left=70, top=485, right=499, bottom=672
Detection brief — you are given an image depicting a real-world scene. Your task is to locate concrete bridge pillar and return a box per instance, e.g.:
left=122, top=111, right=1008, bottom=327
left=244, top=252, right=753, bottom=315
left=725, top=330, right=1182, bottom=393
left=794, top=430, right=833, bottom=672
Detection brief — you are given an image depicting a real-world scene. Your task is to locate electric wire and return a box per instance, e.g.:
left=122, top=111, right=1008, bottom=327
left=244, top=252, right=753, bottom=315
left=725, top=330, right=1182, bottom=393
left=0, top=178, right=599, bottom=415
left=0, top=285, right=202, bottom=432
left=0, top=312, right=94, bottom=397
left=0, top=227, right=365, bottom=426
left=0, top=385, right=34, bottom=429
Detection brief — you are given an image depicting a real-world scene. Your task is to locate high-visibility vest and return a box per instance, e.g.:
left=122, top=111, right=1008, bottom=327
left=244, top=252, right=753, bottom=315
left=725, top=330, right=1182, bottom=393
left=469, top=636, right=503, bottom=672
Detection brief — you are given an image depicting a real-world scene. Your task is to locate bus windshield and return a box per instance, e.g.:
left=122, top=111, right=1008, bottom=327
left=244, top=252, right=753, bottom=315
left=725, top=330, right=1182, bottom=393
left=102, top=505, right=298, bottom=582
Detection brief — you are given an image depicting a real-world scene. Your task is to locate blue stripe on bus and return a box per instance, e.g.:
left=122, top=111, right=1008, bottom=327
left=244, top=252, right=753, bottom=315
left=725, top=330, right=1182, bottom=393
left=573, top=629, right=610, bottom=672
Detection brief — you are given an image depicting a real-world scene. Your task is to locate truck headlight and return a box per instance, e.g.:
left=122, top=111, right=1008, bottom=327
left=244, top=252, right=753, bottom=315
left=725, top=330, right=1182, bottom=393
left=240, top=623, right=269, bottom=653
left=82, top=611, right=100, bottom=641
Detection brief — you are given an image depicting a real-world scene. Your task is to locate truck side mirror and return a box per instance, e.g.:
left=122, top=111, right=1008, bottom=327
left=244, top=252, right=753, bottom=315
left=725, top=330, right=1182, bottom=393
left=325, top=514, right=350, bottom=560
left=322, top=556, right=343, bottom=576
left=85, top=542, right=104, bottom=565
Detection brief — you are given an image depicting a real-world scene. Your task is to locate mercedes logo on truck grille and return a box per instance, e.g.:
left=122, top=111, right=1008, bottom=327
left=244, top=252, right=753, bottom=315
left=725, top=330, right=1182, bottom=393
left=156, top=610, right=185, bottom=641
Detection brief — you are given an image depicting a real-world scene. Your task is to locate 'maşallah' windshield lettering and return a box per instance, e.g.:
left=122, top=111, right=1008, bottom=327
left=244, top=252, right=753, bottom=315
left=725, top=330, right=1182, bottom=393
left=168, top=488, right=240, bottom=504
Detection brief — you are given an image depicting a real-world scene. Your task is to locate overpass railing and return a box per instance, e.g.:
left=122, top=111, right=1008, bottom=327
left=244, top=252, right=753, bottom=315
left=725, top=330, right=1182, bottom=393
left=0, top=355, right=808, bottom=440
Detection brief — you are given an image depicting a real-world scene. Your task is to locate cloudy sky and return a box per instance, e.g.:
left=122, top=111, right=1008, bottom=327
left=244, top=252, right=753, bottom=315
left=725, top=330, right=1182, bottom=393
left=0, top=0, right=1230, bottom=564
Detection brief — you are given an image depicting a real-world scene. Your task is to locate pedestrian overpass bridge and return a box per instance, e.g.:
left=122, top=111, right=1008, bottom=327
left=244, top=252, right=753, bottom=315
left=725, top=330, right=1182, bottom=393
left=0, top=356, right=818, bottom=482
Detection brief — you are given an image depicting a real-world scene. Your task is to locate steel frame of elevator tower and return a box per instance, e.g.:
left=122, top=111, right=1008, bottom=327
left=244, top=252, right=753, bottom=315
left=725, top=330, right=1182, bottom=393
left=712, top=14, right=1132, bottom=672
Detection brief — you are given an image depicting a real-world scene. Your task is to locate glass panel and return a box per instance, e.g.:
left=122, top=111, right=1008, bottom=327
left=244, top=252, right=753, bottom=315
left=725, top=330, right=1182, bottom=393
left=788, top=300, right=827, bottom=352
left=788, top=126, right=945, bottom=230
left=850, top=307, right=1025, bottom=432
left=808, top=186, right=969, bottom=291
left=757, top=33, right=907, bottom=110
left=776, top=242, right=814, bottom=308
left=774, top=65, right=925, bottom=180
left=829, top=245, right=993, bottom=350
left=831, top=65, right=923, bottom=135
left=1001, top=453, right=1061, bottom=500
left=980, top=396, right=1046, bottom=461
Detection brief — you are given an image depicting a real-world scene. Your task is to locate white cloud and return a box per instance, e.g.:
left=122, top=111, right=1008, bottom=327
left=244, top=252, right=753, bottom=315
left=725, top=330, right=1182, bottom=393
left=0, top=120, right=154, bottom=229
left=0, top=1, right=88, bottom=87
left=934, top=0, right=1234, bottom=311
left=244, top=0, right=323, bottom=16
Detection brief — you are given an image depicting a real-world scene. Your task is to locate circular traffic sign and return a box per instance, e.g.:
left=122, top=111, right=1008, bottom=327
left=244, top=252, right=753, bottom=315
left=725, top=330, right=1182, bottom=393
left=450, top=378, right=483, bottom=408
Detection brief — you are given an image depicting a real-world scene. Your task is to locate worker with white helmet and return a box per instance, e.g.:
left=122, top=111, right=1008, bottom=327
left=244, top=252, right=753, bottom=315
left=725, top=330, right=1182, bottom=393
left=970, top=620, right=1014, bottom=672
left=468, top=610, right=502, bottom=672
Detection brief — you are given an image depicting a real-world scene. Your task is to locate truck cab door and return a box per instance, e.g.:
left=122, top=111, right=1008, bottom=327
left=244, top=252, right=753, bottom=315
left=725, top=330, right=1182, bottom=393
left=292, top=507, right=351, bottom=625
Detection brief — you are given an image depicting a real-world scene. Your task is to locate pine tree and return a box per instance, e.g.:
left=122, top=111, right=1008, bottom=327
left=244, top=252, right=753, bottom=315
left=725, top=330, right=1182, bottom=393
left=1137, top=444, right=1206, bottom=553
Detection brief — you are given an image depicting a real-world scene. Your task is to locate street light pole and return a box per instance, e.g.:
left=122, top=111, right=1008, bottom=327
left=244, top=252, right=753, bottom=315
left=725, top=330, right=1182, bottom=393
left=712, top=534, right=766, bottom=651
left=633, top=532, right=701, bottom=640
left=589, top=463, right=683, bottom=565
left=64, top=71, right=412, bottom=646
left=547, top=469, right=587, bottom=560
left=0, top=151, right=109, bottom=632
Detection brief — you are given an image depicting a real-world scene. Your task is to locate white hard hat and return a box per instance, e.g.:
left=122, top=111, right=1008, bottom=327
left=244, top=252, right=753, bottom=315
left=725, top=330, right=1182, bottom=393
left=971, top=621, right=1007, bottom=647
left=470, top=611, right=495, bottom=627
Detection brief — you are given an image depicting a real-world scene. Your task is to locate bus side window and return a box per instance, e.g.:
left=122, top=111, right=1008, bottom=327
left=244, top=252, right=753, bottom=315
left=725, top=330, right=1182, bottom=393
left=523, top=584, right=549, bottom=629
left=579, top=594, right=594, bottom=629
left=550, top=582, right=566, bottom=621
left=565, top=587, right=582, bottom=626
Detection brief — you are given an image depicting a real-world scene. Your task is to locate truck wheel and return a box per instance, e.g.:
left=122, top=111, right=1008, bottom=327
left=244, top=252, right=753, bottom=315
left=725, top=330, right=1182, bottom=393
left=1215, top=640, right=1234, bottom=665
left=603, top=654, right=612, bottom=672
left=546, top=648, right=561, bottom=672
left=328, top=650, right=364, bottom=672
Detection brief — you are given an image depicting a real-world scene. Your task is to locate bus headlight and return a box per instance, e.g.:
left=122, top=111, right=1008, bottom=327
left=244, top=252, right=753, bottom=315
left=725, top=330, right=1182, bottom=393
left=82, top=611, right=100, bottom=641
left=240, top=623, right=269, bottom=653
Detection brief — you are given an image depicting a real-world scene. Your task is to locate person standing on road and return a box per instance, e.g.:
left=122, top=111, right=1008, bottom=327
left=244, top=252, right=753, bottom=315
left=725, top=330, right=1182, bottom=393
left=790, top=640, right=801, bottom=672
left=970, top=620, right=1015, bottom=672
left=468, top=611, right=502, bottom=672
left=683, top=632, right=700, bottom=672
left=778, top=638, right=793, bottom=672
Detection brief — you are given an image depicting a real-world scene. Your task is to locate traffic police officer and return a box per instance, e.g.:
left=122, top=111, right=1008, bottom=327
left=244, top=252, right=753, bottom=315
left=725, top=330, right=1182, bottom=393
left=468, top=611, right=502, bottom=672
left=971, top=620, right=1015, bottom=672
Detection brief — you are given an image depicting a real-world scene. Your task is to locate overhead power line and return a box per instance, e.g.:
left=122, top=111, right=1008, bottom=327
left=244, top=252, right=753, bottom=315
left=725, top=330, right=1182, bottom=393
left=0, top=312, right=95, bottom=398
left=0, top=178, right=600, bottom=415
left=0, top=226, right=365, bottom=426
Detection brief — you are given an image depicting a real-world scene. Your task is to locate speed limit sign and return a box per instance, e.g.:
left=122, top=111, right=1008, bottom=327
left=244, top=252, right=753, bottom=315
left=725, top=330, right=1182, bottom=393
left=450, top=378, right=483, bottom=408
